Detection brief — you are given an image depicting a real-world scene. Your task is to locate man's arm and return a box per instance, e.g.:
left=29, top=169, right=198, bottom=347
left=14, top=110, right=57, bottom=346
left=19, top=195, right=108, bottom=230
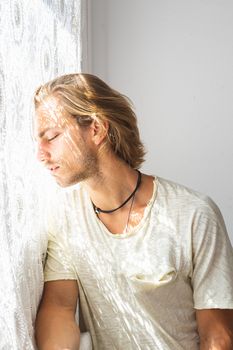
left=196, top=309, right=233, bottom=349
left=36, top=280, right=80, bottom=350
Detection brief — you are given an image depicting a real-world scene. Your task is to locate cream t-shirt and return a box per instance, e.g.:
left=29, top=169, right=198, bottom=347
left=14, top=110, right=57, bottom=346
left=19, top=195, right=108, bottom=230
left=44, top=177, right=233, bottom=350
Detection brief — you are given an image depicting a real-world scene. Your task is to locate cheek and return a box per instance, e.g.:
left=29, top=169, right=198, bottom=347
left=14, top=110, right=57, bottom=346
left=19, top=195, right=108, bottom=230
left=57, top=141, right=81, bottom=167
left=55, top=133, right=86, bottom=167
left=62, top=132, right=82, bottom=154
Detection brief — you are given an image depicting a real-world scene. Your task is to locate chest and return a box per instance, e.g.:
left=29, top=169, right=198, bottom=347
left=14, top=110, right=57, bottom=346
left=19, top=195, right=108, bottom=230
left=95, top=205, right=145, bottom=234
left=68, top=214, right=187, bottom=287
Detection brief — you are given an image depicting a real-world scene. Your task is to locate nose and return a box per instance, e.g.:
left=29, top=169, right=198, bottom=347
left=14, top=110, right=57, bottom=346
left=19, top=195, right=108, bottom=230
left=36, top=143, right=50, bottom=163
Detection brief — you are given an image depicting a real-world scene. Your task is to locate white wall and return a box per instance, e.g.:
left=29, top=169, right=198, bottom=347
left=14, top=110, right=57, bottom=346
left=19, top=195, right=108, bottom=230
left=90, top=0, right=233, bottom=240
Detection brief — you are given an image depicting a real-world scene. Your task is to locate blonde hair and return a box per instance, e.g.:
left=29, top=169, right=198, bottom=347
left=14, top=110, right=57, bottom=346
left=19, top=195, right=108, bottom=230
left=34, top=73, right=146, bottom=168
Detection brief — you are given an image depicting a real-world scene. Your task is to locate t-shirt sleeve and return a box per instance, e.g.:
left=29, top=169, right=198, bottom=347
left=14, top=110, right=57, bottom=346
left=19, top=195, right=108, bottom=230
left=190, top=197, right=233, bottom=309
left=43, top=191, right=77, bottom=282
left=44, top=231, right=76, bottom=282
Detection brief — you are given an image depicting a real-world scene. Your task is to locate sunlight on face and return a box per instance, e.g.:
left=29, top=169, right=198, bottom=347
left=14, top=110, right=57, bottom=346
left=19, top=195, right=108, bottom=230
left=35, top=96, right=98, bottom=187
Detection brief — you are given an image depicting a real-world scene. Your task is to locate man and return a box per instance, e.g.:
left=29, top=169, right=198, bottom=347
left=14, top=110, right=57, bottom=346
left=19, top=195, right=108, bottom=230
left=34, top=73, right=233, bottom=350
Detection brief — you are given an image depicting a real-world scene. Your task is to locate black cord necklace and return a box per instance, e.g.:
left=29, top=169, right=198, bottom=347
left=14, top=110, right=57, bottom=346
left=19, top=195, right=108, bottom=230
left=92, top=170, right=142, bottom=214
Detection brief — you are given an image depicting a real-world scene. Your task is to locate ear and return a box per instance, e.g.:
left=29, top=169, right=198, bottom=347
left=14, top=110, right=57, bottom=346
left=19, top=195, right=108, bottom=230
left=90, top=118, right=109, bottom=146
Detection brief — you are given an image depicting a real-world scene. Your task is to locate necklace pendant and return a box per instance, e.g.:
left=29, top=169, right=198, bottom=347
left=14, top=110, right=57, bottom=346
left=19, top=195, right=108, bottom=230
left=95, top=207, right=100, bottom=214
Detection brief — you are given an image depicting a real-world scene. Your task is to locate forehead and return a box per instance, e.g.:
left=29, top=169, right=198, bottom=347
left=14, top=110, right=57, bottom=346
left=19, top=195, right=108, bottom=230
left=35, top=97, right=81, bottom=141
left=35, top=96, right=68, bottom=129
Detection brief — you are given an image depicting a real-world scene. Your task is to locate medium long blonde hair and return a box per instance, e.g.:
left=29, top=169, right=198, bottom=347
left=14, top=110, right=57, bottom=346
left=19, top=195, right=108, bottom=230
left=34, top=73, right=146, bottom=168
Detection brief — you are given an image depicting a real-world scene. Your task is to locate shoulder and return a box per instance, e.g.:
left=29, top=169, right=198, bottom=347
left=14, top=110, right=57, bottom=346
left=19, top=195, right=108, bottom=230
left=49, top=183, right=84, bottom=211
left=155, top=176, right=226, bottom=229
left=154, top=177, right=232, bottom=277
left=45, top=183, right=85, bottom=237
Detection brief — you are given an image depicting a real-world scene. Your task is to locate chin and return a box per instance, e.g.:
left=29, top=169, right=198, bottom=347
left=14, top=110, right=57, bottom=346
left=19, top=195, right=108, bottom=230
left=55, top=177, right=80, bottom=188
left=56, top=181, right=74, bottom=188
left=57, top=182, right=69, bottom=188
left=54, top=177, right=70, bottom=188
left=54, top=171, right=90, bottom=188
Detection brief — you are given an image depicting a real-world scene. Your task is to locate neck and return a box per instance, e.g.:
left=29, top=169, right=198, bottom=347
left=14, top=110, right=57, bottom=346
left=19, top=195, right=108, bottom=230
left=92, top=170, right=141, bottom=214
left=83, top=155, right=139, bottom=212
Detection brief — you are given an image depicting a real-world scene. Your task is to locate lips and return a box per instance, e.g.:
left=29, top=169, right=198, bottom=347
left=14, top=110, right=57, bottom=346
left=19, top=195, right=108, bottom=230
left=51, top=166, right=59, bottom=172
left=47, top=165, right=60, bottom=173
left=50, top=166, right=59, bottom=171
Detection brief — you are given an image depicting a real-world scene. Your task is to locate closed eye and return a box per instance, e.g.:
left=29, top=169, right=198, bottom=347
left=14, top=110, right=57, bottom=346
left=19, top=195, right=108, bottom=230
left=48, top=134, right=59, bottom=142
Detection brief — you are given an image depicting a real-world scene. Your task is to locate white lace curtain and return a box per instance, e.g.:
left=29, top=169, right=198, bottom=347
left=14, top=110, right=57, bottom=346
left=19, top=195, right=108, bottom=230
left=0, top=1, right=84, bottom=348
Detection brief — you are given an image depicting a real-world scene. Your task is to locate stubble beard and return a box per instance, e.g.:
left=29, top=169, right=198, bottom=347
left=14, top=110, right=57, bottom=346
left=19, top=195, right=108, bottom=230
left=56, top=149, right=98, bottom=187
left=72, top=153, right=98, bottom=183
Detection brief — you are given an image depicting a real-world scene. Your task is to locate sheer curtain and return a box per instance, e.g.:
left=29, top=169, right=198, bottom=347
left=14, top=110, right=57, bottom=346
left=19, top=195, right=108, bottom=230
left=0, top=1, right=84, bottom=348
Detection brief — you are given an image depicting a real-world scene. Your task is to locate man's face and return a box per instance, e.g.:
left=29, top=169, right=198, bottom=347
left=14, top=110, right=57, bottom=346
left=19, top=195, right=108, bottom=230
left=35, top=96, right=98, bottom=187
